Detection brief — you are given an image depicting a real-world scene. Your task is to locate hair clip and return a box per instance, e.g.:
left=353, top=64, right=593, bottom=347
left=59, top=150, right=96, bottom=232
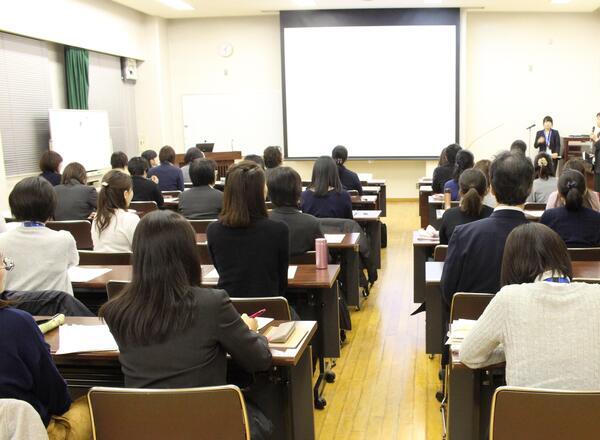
left=102, top=181, right=109, bottom=187
left=537, top=158, right=548, bottom=167
left=566, top=181, right=578, bottom=189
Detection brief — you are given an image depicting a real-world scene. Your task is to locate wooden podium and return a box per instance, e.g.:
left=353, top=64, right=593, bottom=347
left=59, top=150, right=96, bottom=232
left=176, top=151, right=242, bottom=179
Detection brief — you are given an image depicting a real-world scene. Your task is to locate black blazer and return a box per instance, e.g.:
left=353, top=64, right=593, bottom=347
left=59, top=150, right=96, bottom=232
left=439, top=205, right=494, bottom=245
left=178, top=186, right=223, bottom=220
left=441, top=209, right=528, bottom=306
left=54, top=180, right=97, bottom=221
left=432, top=164, right=454, bottom=194
left=131, top=176, right=164, bottom=208
left=541, top=207, right=600, bottom=248
left=534, top=129, right=561, bottom=155
left=269, top=207, right=324, bottom=256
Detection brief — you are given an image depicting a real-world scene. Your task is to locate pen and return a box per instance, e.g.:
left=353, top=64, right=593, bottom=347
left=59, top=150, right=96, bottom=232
left=250, top=309, right=267, bottom=319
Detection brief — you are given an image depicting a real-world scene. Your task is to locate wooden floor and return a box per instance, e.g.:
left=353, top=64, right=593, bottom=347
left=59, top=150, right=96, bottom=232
left=314, top=201, right=443, bottom=439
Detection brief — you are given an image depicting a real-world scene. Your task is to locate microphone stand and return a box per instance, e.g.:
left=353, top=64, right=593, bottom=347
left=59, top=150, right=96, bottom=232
left=526, top=124, right=536, bottom=158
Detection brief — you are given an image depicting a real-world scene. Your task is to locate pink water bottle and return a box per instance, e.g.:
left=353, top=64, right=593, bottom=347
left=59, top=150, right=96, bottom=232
left=315, top=238, right=328, bottom=269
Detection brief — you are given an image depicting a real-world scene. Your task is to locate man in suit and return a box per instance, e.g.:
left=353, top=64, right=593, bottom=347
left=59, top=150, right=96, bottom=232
left=128, top=157, right=164, bottom=208
left=178, top=158, right=223, bottom=220
left=441, top=150, right=534, bottom=307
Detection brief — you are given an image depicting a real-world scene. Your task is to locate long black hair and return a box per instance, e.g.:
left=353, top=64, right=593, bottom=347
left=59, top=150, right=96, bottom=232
left=309, top=156, right=343, bottom=197
left=100, top=210, right=202, bottom=345
left=453, top=150, right=474, bottom=182
left=459, top=169, right=487, bottom=217
left=95, top=170, right=132, bottom=235
left=558, top=170, right=586, bottom=211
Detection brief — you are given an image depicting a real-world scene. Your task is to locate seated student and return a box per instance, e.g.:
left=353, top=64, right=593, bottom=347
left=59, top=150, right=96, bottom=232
left=141, top=149, right=159, bottom=168
left=181, top=147, right=204, bottom=184
left=0, top=263, right=92, bottom=439
left=301, top=156, right=353, bottom=219
left=38, top=150, right=62, bottom=186
left=546, top=159, right=600, bottom=211
left=541, top=170, right=600, bottom=247
left=439, top=169, right=493, bottom=245
left=263, top=146, right=283, bottom=179
left=527, top=153, right=556, bottom=203
left=460, top=223, right=600, bottom=390
left=128, top=157, right=164, bottom=208
left=474, top=159, right=497, bottom=208
left=332, top=145, right=363, bottom=195
left=178, top=158, right=223, bottom=220
left=92, top=170, right=139, bottom=252
left=0, top=177, right=78, bottom=294
left=510, top=139, right=527, bottom=155
left=444, top=150, right=474, bottom=201
left=207, top=161, right=289, bottom=298
left=244, top=154, right=265, bottom=169
left=441, top=151, right=533, bottom=305
left=110, top=151, right=129, bottom=174
left=432, top=144, right=461, bottom=193
left=100, top=210, right=272, bottom=439
left=268, top=166, right=324, bottom=256
left=147, top=146, right=184, bottom=192
left=54, top=162, right=97, bottom=221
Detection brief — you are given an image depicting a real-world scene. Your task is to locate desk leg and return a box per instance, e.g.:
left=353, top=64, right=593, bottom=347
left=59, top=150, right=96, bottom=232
left=419, top=191, right=429, bottom=228
left=288, top=347, right=315, bottom=440
left=365, top=221, right=382, bottom=269
left=342, top=248, right=360, bottom=309
left=413, top=246, right=429, bottom=304
left=448, top=367, right=481, bottom=440
left=424, top=284, right=443, bottom=355
left=380, top=184, right=387, bottom=217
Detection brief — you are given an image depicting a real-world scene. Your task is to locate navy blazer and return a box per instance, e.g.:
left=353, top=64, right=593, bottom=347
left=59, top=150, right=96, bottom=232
left=147, top=163, right=184, bottom=192
left=541, top=207, right=600, bottom=248
left=534, top=129, right=561, bottom=155
left=441, top=209, right=528, bottom=306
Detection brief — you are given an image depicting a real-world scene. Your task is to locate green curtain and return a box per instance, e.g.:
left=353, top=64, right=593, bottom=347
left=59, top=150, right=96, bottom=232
left=64, top=46, right=89, bottom=109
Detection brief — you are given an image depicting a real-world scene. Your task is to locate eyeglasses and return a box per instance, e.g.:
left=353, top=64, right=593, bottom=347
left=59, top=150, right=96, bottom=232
left=3, top=257, right=14, bottom=272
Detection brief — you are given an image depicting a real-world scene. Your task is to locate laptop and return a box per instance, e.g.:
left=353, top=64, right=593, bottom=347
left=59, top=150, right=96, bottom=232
left=196, top=143, right=215, bottom=153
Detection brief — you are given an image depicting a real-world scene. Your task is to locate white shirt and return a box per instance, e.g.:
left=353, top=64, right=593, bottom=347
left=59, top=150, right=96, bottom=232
left=0, top=225, right=78, bottom=294
left=92, top=209, right=140, bottom=253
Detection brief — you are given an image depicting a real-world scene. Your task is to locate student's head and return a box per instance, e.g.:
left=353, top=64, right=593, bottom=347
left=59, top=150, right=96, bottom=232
left=244, top=154, right=265, bottom=169
left=184, top=147, right=204, bottom=165
left=558, top=170, right=586, bottom=211
left=110, top=151, right=128, bottom=170
left=159, top=145, right=176, bottom=164
left=458, top=169, right=487, bottom=217
left=543, top=115, right=554, bottom=130
left=453, top=150, right=474, bottom=182
left=61, top=162, right=87, bottom=185
left=445, top=144, right=462, bottom=165
left=533, top=153, right=554, bottom=180
left=99, top=210, right=201, bottom=345
left=263, top=146, right=283, bottom=169
left=127, top=157, right=149, bottom=177
left=438, top=148, right=449, bottom=167
left=332, top=145, right=349, bottom=166
left=39, top=150, right=63, bottom=174
left=490, top=151, right=534, bottom=206
left=510, top=140, right=527, bottom=155
left=96, top=170, right=133, bottom=234
left=190, top=158, right=216, bottom=187
left=267, top=166, right=302, bottom=208
left=9, top=177, right=56, bottom=223
left=310, top=156, right=343, bottom=197
left=562, top=159, right=586, bottom=176
left=501, top=223, right=572, bottom=286
left=141, top=149, right=158, bottom=167
left=220, top=161, right=267, bottom=228
left=474, top=159, right=491, bottom=188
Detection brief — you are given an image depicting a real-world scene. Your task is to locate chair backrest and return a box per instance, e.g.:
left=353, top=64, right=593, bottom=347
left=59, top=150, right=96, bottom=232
left=450, top=292, right=494, bottom=321
left=188, top=219, right=217, bottom=234
left=523, top=202, right=546, bottom=211
left=88, top=385, right=250, bottom=440
left=46, top=220, right=93, bottom=250
left=162, top=190, right=181, bottom=198
left=490, top=386, right=600, bottom=440
left=290, top=251, right=316, bottom=265
left=106, top=280, right=130, bottom=299
left=129, top=201, right=158, bottom=217
left=231, top=296, right=292, bottom=320
left=433, top=245, right=448, bottom=262
left=197, top=244, right=213, bottom=264
left=568, top=247, right=600, bottom=261
left=78, top=251, right=132, bottom=266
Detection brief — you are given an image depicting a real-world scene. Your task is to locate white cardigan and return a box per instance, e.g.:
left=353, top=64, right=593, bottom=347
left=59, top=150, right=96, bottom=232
left=460, top=281, right=600, bottom=390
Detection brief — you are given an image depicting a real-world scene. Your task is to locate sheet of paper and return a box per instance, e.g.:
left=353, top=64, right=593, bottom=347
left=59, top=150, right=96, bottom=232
left=204, top=268, right=219, bottom=280
left=256, top=317, right=274, bottom=331
left=68, top=267, right=111, bottom=283
left=288, top=266, right=297, bottom=279
left=324, top=234, right=345, bottom=244
left=56, top=324, right=118, bottom=354
left=357, top=173, right=373, bottom=181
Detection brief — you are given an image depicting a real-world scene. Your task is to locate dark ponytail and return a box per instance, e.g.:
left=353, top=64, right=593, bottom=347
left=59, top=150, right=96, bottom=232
left=453, top=149, right=475, bottom=182
left=96, top=170, right=133, bottom=234
left=459, top=168, right=487, bottom=217
left=558, top=170, right=585, bottom=211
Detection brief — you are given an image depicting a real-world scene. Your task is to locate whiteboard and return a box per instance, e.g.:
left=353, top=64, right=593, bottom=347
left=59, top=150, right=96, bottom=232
left=182, top=91, right=283, bottom=154
left=49, top=110, right=112, bottom=171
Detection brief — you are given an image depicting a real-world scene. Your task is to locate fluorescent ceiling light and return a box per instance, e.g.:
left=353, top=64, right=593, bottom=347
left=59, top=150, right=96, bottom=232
left=157, top=0, right=194, bottom=11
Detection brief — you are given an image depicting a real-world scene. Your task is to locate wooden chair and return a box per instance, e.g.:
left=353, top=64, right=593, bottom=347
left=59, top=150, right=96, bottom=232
left=46, top=220, right=93, bottom=250
left=129, top=201, right=158, bottom=217
left=231, top=296, right=292, bottom=320
left=433, top=245, right=448, bottom=262
left=490, top=386, right=600, bottom=440
left=188, top=219, right=217, bottom=234
left=290, top=251, right=316, bottom=265
left=162, top=191, right=181, bottom=198
left=106, top=280, right=130, bottom=299
left=78, top=251, right=132, bottom=266
left=87, top=385, right=250, bottom=440
left=568, top=247, right=600, bottom=261
left=523, top=202, right=546, bottom=211
left=197, top=244, right=213, bottom=264
left=450, top=292, right=494, bottom=322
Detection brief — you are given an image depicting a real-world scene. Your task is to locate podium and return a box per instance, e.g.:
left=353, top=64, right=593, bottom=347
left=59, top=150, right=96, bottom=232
left=176, top=151, right=242, bottom=180
left=563, top=136, right=591, bottom=162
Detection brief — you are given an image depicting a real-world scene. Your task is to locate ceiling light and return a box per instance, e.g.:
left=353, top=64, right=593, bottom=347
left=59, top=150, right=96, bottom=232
left=157, top=0, right=194, bottom=11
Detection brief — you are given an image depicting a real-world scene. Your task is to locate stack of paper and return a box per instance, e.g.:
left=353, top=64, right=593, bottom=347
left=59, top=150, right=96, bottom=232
left=416, top=225, right=439, bottom=241
left=56, top=324, right=119, bottom=354
left=287, top=266, right=297, bottom=279
left=68, top=267, right=111, bottom=283
left=255, top=317, right=274, bottom=331
left=446, top=319, right=477, bottom=359
left=324, top=234, right=345, bottom=244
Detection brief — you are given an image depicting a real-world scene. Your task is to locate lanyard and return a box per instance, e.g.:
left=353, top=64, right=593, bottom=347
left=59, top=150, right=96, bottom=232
left=543, top=277, right=570, bottom=284
left=545, top=130, right=551, bottom=145
left=23, top=221, right=45, bottom=228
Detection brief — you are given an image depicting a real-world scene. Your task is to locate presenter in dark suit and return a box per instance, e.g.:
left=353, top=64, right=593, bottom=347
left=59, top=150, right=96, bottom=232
left=535, top=116, right=561, bottom=160
left=441, top=150, right=534, bottom=307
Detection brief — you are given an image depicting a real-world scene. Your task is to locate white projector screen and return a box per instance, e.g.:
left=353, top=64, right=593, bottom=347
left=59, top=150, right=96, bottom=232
left=283, top=24, right=457, bottom=159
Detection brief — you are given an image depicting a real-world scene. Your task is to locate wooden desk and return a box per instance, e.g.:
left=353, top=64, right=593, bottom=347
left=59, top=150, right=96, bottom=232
left=205, top=151, right=242, bottom=180
left=427, top=196, right=459, bottom=229
left=350, top=195, right=378, bottom=210
left=425, top=261, right=445, bottom=354
left=524, top=210, right=544, bottom=222
left=563, top=136, right=591, bottom=163
left=47, top=317, right=317, bottom=440
left=418, top=177, right=433, bottom=188
left=572, top=261, right=600, bottom=281
left=413, top=232, right=439, bottom=304
left=419, top=185, right=433, bottom=228
left=353, top=210, right=382, bottom=270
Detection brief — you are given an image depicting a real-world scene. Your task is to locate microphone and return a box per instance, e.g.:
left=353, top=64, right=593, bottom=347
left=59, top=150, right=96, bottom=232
left=526, top=124, right=536, bottom=130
